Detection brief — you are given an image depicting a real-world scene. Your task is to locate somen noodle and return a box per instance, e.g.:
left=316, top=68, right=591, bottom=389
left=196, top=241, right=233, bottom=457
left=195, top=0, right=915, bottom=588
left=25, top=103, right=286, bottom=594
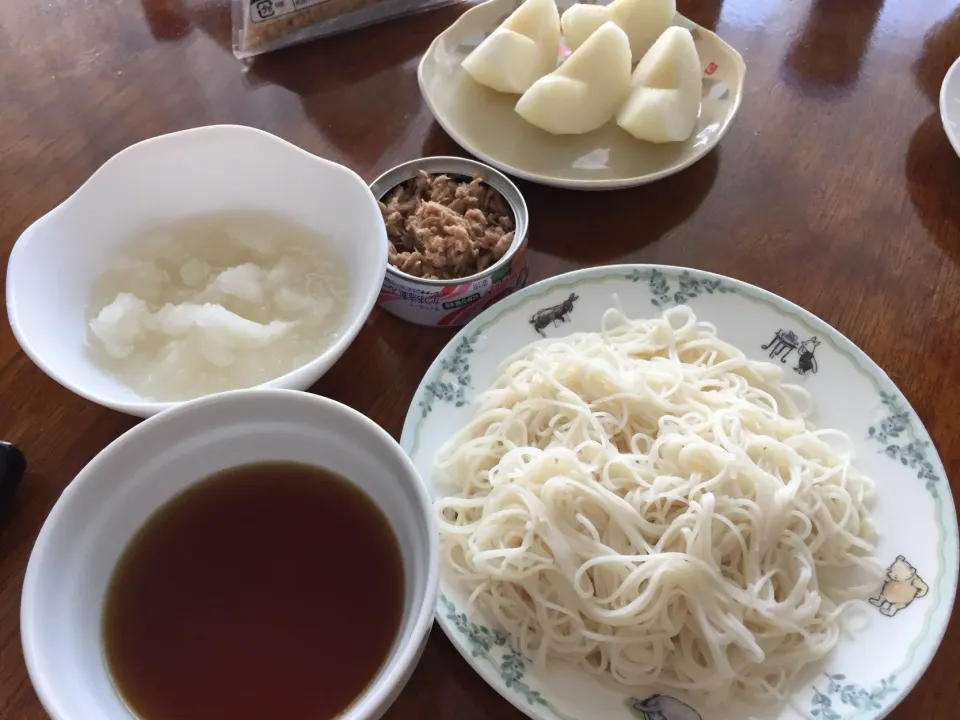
left=435, top=306, right=881, bottom=706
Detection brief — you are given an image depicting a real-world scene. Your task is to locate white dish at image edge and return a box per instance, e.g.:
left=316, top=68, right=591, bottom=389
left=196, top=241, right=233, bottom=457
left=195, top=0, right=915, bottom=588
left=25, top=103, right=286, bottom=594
left=939, top=55, right=960, bottom=158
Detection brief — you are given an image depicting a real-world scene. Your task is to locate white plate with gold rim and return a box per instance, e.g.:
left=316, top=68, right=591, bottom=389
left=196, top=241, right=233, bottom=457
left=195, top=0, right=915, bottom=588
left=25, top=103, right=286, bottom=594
left=400, top=265, right=958, bottom=720
left=417, top=0, right=745, bottom=190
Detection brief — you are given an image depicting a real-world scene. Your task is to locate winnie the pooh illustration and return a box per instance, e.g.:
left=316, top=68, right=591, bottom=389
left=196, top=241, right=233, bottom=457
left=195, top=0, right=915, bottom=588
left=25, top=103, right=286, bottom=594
left=869, top=555, right=928, bottom=617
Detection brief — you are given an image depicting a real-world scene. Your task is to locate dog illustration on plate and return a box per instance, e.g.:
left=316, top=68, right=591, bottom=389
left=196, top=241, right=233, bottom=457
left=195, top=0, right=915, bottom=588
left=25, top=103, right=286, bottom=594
left=628, top=694, right=701, bottom=720
left=869, top=555, right=929, bottom=617
left=530, top=293, right=579, bottom=336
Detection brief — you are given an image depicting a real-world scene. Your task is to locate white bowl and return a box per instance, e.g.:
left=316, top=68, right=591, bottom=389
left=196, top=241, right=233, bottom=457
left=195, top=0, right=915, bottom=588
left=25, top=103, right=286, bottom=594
left=5, top=125, right=387, bottom=417
left=940, top=55, right=960, bottom=157
left=21, top=388, right=439, bottom=720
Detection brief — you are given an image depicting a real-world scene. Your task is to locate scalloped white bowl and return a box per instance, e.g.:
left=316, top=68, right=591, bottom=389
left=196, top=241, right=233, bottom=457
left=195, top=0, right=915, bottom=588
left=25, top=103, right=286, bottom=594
left=5, top=125, right=387, bottom=417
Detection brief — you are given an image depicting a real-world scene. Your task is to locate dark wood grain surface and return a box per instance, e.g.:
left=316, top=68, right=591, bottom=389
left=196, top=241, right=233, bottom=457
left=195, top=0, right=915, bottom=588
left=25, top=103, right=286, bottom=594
left=2, top=0, right=959, bottom=717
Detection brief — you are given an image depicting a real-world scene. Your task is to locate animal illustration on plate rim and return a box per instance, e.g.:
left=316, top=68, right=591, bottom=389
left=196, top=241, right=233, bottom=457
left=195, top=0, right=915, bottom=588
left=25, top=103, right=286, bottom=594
left=405, top=266, right=956, bottom=720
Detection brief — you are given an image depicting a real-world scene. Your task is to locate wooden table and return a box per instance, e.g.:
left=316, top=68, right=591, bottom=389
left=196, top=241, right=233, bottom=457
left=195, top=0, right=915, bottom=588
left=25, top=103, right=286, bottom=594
left=1, top=0, right=959, bottom=717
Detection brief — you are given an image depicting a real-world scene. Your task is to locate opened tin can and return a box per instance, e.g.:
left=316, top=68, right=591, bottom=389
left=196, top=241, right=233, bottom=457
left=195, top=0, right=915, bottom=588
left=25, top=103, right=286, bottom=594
left=370, top=157, right=529, bottom=327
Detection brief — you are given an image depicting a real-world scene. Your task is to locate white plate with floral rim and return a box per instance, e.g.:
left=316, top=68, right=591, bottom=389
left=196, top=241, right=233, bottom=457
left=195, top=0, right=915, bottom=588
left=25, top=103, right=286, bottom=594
left=417, top=0, right=745, bottom=190
left=400, top=265, right=959, bottom=720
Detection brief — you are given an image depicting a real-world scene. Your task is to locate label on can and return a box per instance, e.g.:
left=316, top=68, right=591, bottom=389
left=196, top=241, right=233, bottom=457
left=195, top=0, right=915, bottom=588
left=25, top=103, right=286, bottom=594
left=441, top=293, right=481, bottom=310
left=377, top=245, right=529, bottom=328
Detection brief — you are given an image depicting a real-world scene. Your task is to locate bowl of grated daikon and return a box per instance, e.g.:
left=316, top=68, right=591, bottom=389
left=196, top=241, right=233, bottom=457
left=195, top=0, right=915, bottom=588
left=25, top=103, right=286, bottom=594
left=5, top=125, right=388, bottom=417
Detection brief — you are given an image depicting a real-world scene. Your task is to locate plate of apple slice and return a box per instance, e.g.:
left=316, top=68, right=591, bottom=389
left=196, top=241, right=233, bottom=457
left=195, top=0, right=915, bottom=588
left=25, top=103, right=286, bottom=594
left=418, top=0, right=745, bottom=189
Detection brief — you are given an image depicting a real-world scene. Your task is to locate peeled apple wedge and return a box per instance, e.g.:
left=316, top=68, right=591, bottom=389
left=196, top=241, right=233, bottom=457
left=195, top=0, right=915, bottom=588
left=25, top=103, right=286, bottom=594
left=617, top=27, right=702, bottom=143
left=559, top=4, right=608, bottom=52
left=632, top=25, right=701, bottom=89
left=616, top=88, right=698, bottom=142
left=516, top=22, right=632, bottom=135
left=461, top=0, right=561, bottom=94
left=561, top=0, right=676, bottom=62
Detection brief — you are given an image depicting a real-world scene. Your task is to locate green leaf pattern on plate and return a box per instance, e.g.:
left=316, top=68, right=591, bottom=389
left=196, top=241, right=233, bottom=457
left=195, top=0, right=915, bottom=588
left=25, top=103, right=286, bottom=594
left=439, top=595, right=549, bottom=709
left=627, top=268, right=735, bottom=306
left=810, top=674, right=897, bottom=719
left=868, top=392, right=940, bottom=497
left=419, top=330, right=480, bottom=418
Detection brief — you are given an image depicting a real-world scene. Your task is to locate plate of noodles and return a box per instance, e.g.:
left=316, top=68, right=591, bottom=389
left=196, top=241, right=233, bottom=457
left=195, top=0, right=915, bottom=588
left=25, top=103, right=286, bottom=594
left=400, top=265, right=958, bottom=720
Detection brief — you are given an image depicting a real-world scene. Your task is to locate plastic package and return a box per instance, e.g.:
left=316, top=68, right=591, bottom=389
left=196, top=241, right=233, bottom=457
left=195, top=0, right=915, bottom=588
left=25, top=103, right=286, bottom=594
left=233, top=0, right=459, bottom=58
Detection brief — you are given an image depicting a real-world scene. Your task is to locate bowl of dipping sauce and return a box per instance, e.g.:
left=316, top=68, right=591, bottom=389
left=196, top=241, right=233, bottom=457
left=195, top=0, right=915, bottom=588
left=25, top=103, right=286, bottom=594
left=6, top=125, right=387, bottom=417
left=370, top=157, right=529, bottom=327
left=21, top=389, right=438, bottom=720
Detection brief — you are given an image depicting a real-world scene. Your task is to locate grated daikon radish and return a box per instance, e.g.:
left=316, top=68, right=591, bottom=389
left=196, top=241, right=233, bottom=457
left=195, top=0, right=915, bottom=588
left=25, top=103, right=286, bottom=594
left=86, top=210, right=349, bottom=401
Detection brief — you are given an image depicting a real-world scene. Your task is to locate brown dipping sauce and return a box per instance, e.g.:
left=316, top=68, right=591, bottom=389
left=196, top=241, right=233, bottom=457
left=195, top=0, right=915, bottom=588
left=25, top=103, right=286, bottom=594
left=102, top=462, right=405, bottom=720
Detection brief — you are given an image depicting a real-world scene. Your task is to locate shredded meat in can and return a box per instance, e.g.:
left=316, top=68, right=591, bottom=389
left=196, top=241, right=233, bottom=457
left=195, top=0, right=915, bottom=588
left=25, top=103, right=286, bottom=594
left=378, top=171, right=516, bottom=280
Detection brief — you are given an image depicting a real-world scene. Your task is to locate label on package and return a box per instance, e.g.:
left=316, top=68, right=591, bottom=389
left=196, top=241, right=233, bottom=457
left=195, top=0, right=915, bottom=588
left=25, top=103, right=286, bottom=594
left=249, top=0, right=328, bottom=24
